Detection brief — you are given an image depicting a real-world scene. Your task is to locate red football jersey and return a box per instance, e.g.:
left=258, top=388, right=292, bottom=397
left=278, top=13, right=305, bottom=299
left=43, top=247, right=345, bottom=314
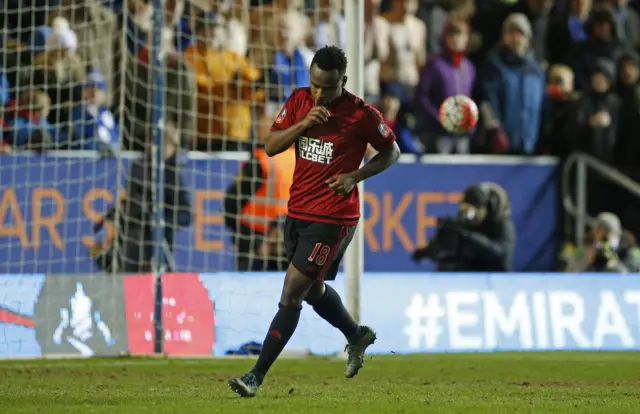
left=270, top=88, right=396, bottom=226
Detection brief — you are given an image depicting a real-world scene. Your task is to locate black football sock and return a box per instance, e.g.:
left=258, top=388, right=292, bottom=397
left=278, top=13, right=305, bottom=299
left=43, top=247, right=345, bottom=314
left=310, top=284, right=358, bottom=341
left=253, top=303, right=301, bottom=377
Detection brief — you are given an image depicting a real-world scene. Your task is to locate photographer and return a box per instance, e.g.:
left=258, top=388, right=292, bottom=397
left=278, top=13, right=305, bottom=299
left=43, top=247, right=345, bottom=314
left=88, top=123, right=192, bottom=273
left=567, top=213, right=640, bottom=273
left=411, top=182, right=516, bottom=272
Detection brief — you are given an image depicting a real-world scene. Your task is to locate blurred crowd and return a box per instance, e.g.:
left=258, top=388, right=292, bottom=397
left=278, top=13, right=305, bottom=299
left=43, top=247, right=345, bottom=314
left=2, top=0, right=640, bottom=267
left=2, top=0, right=640, bottom=161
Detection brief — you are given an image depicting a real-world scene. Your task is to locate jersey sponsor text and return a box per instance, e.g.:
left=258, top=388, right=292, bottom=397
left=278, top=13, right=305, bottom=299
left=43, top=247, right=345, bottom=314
left=298, top=136, right=333, bottom=164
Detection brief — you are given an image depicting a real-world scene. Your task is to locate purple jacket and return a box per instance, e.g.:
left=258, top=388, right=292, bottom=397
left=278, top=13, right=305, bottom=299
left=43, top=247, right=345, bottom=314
left=415, top=53, right=475, bottom=135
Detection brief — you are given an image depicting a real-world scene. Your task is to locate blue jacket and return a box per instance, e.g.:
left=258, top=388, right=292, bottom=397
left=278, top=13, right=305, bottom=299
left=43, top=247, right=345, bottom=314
left=481, top=48, right=545, bottom=154
left=68, top=104, right=119, bottom=153
left=3, top=112, right=56, bottom=147
left=268, top=48, right=312, bottom=103
left=0, top=71, right=9, bottom=106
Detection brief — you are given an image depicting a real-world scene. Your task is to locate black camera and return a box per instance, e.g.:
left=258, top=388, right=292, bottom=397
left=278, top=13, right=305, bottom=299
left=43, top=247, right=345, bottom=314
left=412, top=215, right=467, bottom=262
left=411, top=182, right=515, bottom=272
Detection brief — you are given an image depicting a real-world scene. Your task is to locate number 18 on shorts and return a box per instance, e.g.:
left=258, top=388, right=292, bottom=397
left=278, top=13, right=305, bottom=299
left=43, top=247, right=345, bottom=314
left=284, top=217, right=357, bottom=281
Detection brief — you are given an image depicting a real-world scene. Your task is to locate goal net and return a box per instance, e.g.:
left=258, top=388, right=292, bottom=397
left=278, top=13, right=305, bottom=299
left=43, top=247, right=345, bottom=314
left=0, top=0, right=347, bottom=358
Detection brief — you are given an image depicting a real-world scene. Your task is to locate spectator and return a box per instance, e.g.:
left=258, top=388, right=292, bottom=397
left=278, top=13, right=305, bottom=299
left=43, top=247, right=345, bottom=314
left=538, top=64, right=582, bottom=157
left=117, top=0, right=189, bottom=54
left=378, top=94, right=401, bottom=133
left=222, top=113, right=294, bottom=271
left=566, top=212, right=640, bottom=272
left=415, top=19, right=475, bottom=154
left=118, top=26, right=196, bottom=151
left=450, top=0, right=480, bottom=56
left=3, top=90, right=56, bottom=150
left=47, top=0, right=119, bottom=106
left=120, top=122, right=192, bottom=272
left=469, top=0, right=512, bottom=66
left=547, top=0, right=592, bottom=66
left=426, top=0, right=477, bottom=55
left=216, top=0, right=250, bottom=57
left=183, top=12, right=263, bottom=151
left=380, top=0, right=427, bottom=101
left=379, top=0, right=426, bottom=148
left=30, top=16, right=86, bottom=132
left=34, top=17, right=85, bottom=84
left=613, top=51, right=640, bottom=235
left=265, top=12, right=314, bottom=104
left=513, top=0, right=555, bottom=66
left=312, top=0, right=345, bottom=50
left=411, top=182, right=516, bottom=272
left=615, top=50, right=640, bottom=169
left=568, top=58, right=620, bottom=216
left=605, top=0, right=640, bottom=48
left=249, top=1, right=311, bottom=72
left=570, top=58, right=620, bottom=164
left=480, top=13, right=545, bottom=155
left=469, top=0, right=552, bottom=66
left=364, top=0, right=390, bottom=103
left=378, top=92, right=423, bottom=153
left=571, top=6, right=623, bottom=90
left=67, top=70, right=119, bottom=154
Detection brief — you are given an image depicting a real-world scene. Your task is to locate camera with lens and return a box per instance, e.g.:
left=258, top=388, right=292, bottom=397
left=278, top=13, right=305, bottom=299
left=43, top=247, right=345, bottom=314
left=411, top=182, right=516, bottom=272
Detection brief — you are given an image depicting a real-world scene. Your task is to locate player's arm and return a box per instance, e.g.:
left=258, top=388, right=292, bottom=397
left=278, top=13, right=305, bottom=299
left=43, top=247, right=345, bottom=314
left=349, top=106, right=400, bottom=183
left=349, top=140, right=400, bottom=184
left=265, top=122, right=308, bottom=157
left=327, top=107, right=399, bottom=195
left=266, top=92, right=330, bottom=157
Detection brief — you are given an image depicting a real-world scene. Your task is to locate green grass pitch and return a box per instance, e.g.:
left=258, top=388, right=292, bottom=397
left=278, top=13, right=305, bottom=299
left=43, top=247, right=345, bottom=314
left=1, top=352, right=640, bottom=413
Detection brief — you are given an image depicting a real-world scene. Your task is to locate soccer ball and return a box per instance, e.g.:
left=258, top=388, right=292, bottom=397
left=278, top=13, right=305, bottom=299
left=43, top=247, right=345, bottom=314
left=439, top=95, right=479, bottom=134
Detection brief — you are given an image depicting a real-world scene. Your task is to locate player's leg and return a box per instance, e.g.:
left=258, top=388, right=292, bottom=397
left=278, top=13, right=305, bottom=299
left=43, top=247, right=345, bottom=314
left=228, top=217, right=315, bottom=398
left=304, top=280, right=357, bottom=343
left=228, top=264, right=315, bottom=397
left=305, top=280, right=375, bottom=378
left=304, top=225, right=377, bottom=378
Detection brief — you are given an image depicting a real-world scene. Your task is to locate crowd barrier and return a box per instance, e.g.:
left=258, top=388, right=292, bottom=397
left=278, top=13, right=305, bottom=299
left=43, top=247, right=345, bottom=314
left=1, top=272, right=639, bottom=358
left=0, top=153, right=559, bottom=273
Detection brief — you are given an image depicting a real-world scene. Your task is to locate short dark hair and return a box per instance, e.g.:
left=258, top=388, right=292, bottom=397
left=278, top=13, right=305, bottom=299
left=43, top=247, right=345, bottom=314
left=311, top=46, right=348, bottom=76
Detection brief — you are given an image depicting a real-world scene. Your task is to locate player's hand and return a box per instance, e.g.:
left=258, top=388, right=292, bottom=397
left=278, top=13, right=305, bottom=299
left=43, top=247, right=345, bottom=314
left=302, top=106, right=331, bottom=129
left=326, top=173, right=357, bottom=196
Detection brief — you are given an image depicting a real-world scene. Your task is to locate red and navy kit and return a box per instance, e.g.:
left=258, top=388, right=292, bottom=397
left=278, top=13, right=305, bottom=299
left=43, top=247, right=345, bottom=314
left=270, top=88, right=396, bottom=280
left=270, top=87, right=396, bottom=227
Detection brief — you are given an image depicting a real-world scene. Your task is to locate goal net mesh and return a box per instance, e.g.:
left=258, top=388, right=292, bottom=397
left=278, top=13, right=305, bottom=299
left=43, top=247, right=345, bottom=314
left=0, top=0, right=346, bottom=358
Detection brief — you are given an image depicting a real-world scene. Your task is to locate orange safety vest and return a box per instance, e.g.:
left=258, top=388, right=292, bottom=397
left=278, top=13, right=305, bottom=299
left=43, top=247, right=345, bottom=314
left=239, top=147, right=295, bottom=232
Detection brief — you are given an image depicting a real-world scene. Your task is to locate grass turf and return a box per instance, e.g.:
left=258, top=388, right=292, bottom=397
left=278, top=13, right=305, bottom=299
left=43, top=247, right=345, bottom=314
left=1, top=353, right=640, bottom=413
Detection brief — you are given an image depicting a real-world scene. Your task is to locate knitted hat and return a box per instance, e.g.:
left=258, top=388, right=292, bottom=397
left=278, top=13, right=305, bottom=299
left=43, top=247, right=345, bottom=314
left=592, top=58, right=616, bottom=82
left=503, top=13, right=532, bottom=38
left=45, top=17, right=78, bottom=53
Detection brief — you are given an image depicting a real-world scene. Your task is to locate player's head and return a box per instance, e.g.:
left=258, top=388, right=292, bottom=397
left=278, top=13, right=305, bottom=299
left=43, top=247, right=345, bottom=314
left=309, top=46, right=348, bottom=106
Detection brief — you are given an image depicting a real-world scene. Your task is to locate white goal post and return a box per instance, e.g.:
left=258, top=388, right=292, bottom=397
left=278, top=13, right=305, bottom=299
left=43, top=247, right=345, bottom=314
left=343, top=0, right=365, bottom=324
